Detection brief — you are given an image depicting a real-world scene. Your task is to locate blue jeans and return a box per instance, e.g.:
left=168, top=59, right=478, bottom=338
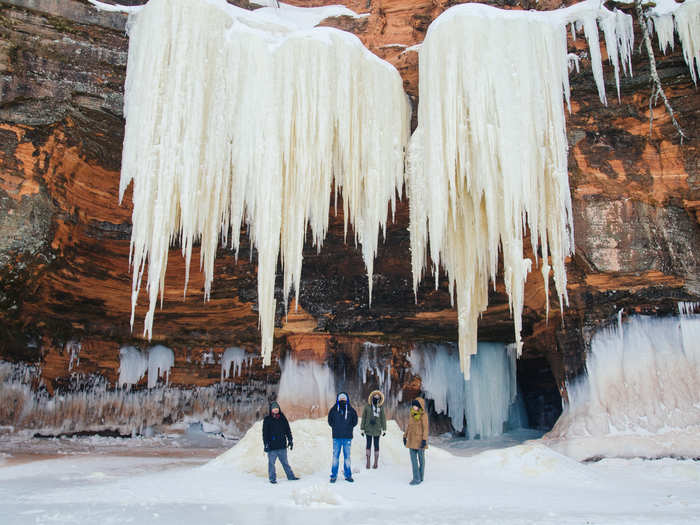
left=267, top=448, right=295, bottom=482
left=410, top=448, right=425, bottom=483
left=331, top=438, right=352, bottom=479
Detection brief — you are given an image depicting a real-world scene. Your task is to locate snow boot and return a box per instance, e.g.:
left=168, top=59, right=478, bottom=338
left=366, top=450, right=371, bottom=469
left=330, top=477, right=337, bottom=483
left=345, top=476, right=354, bottom=482
left=270, top=480, right=277, bottom=484
left=373, top=451, right=379, bottom=469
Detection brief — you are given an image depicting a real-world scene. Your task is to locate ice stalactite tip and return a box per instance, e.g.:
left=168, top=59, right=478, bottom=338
left=115, top=0, right=410, bottom=366
left=407, top=2, right=634, bottom=378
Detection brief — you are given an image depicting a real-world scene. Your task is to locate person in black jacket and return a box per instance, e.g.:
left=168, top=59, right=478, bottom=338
left=262, top=401, right=299, bottom=484
left=327, top=392, right=358, bottom=483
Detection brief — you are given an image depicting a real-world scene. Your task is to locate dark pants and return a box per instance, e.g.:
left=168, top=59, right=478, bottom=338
left=365, top=434, right=380, bottom=451
left=267, top=448, right=295, bottom=482
left=409, top=448, right=425, bottom=483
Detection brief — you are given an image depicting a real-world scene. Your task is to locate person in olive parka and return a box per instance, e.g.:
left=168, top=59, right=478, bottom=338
left=262, top=401, right=299, bottom=484
left=361, top=389, right=387, bottom=469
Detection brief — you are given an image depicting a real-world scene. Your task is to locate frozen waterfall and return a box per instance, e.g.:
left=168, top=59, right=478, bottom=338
left=546, top=310, right=700, bottom=460
left=276, top=355, right=336, bottom=418
left=409, top=343, right=525, bottom=439
left=406, top=1, right=634, bottom=378
left=111, top=0, right=410, bottom=366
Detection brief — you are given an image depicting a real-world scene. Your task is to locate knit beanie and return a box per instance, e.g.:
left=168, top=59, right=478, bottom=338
left=411, top=399, right=421, bottom=409
left=270, top=401, right=280, bottom=411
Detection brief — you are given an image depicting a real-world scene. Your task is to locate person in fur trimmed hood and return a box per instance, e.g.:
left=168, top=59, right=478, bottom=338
left=361, top=390, right=387, bottom=469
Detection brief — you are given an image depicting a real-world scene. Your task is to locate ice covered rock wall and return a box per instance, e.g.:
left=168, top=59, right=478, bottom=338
left=407, top=1, right=636, bottom=378
left=116, top=0, right=409, bottom=367
left=546, top=309, right=700, bottom=460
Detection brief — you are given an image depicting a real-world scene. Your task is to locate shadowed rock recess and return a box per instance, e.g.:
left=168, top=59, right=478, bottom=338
left=0, top=0, right=698, bottom=436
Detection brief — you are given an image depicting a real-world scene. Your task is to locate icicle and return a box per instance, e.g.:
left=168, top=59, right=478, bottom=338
left=407, top=2, right=634, bottom=378
left=650, top=0, right=700, bottom=84
left=118, top=0, right=410, bottom=366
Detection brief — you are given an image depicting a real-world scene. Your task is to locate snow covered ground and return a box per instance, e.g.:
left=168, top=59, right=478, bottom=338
left=1, top=421, right=699, bottom=525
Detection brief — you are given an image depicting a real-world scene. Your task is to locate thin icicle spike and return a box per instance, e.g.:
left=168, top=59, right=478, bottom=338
left=407, top=2, right=634, bottom=379
left=119, top=0, right=410, bottom=366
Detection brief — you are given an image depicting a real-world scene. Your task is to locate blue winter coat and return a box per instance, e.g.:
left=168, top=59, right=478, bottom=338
left=327, top=392, right=358, bottom=439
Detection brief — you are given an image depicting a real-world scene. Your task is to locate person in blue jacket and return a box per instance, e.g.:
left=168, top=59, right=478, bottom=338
left=327, top=392, right=358, bottom=483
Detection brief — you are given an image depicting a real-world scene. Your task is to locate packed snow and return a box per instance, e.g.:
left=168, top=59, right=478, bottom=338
left=545, top=313, right=700, bottom=461
left=103, top=0, right=409, bottom=367
left=409, top=343, right=525, bottom=438
left=407, top=1, right=637, bottom=378
left=2, top=418, right=700, bottom=524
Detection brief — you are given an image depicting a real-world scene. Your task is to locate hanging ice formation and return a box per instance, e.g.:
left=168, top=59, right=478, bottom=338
left=97, top=0, right=410, bottom=366
left=220, top=347, right=252, bottom=383
left=147, top=345, right=175, bottom=388
left=118, top=344, right=174, bottom=389
left=406, top=1, right=634, bottom=378
left=547, top=312, right=700, bottom=460
left=649, top=0, right=700, bottom=84
left=409, top=343, right=523, bottom=438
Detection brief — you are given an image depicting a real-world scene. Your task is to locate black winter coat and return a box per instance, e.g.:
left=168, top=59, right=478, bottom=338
left=262, top=412, right=292, bottom=451
left=327, top=393, right=358, bottom=439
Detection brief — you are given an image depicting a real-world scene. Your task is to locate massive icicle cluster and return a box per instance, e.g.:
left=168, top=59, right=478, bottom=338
left=649, top=0, right=700, bottom=84
left=546, top=312, right=700, bottom=460
left=407, top=1, right=634, bottom=378
left=114, top=0, right=409, bottom=365
left=409, top=343, right=524, bottom=438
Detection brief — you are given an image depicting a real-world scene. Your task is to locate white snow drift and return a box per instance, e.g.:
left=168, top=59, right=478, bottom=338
left=406, top=1, right=635, bottom=378
left=546, top=312, right=700, bottom=460
left=108, top=0, right=409, bottom=366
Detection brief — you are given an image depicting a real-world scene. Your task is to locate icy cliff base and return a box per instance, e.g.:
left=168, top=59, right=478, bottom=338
left=545, top=314, right=700, bottom=460
left=208, top=417, right=451, bottom=478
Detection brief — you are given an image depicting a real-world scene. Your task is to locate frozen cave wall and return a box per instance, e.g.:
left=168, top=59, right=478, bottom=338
left=0, top=0, right=699, bottom=435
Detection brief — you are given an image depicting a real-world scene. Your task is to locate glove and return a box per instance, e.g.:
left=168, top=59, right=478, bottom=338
left=403, top=437, right=406, bottom=446
left=421, top=439, right=427, bottom=449
left=264, top=444, right=270, bottom=452
left=288, top=441, right=293, bottom=450
left=382, top=432, right=386, bottom=437
left=361, top=432, right=365, bottom=437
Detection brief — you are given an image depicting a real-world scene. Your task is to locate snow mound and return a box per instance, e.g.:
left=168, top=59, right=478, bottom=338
left=207, top=417, right=450, bottom=478
left=291, top=484, right=345, bottom=507
left=468, top=442, right=594, bottom=482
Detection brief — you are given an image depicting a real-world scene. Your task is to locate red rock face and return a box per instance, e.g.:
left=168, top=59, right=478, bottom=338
left=0, top=0, right=698, bottom=433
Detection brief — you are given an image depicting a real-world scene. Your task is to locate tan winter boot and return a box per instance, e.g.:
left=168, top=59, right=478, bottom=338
left=366, top=450, right=371, bottom=469
left=373, top=450, right=379, bottom=469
